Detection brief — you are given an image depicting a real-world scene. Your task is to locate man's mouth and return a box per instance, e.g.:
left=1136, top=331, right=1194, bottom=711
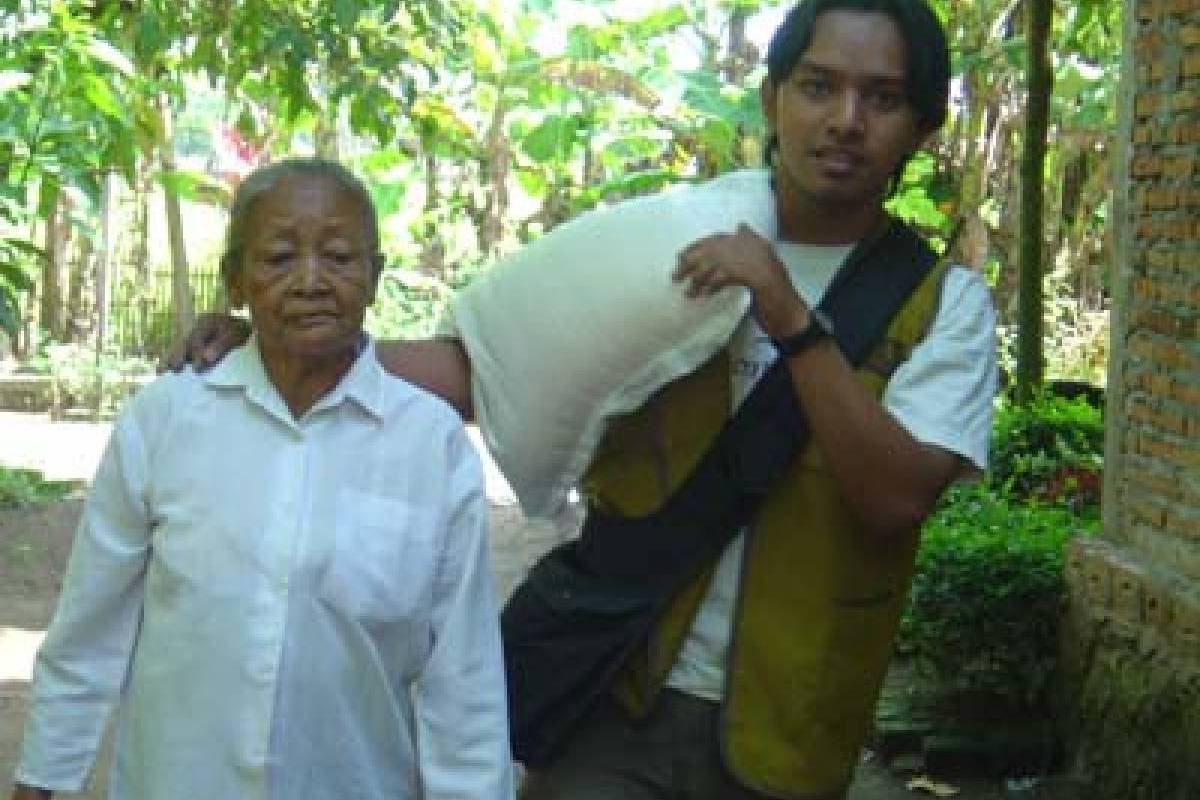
left=813, top=148, right=863, bottom=175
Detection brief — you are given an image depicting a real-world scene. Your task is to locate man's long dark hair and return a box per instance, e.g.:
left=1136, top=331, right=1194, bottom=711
left=763, top=0, right=951, bottom=190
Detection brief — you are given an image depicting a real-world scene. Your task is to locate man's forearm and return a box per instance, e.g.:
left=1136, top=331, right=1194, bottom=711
left=785, top=339, right=961, bottom=538
left=375, top=338, right=474, bottom=420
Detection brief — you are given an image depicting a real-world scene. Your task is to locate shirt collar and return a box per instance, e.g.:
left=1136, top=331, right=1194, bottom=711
left=203, top=333, right=386, bottom=423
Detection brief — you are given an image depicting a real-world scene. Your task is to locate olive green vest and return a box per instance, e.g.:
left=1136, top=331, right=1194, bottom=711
left=581, top=260, right=951, bottom=800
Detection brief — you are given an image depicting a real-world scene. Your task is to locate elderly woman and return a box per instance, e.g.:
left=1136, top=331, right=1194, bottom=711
left=11, top=159, right=513, bottom=800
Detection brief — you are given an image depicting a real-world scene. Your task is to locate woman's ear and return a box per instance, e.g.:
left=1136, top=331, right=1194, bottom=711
left=224, top=273, right=246, bottom=311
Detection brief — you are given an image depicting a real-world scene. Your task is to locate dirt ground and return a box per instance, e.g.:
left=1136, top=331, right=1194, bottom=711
left=0, top=412, right=1068, bottom=799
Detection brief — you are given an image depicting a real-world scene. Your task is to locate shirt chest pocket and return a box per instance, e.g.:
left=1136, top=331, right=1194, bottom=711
left=318, top=491, right=439, bottom=629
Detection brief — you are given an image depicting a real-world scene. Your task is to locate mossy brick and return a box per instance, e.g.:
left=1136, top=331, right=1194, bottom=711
left=1184, top=52, right=1200, bottom=78
left=1148, top=186, right=1178, bottom=208
left=1135, top=94, right=1161, bottom=117
left=1148, top=248, right=1178, bottom=270
left=1132, top=153, right=1161, bottom=175
left=1169, top=592, right=1200, bottom=654
left=1165, top=154, right=1195, bottom=176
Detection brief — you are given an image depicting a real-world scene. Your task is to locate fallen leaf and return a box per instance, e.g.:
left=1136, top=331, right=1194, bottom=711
left=905, top=775, right=960, bottom=797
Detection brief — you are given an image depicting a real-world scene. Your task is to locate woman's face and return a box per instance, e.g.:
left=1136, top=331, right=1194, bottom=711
left=227, top=173, right=379, bottom=364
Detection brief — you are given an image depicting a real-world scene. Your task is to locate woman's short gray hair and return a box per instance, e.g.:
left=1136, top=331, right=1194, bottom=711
left=220, top=157, right=382, bottom=280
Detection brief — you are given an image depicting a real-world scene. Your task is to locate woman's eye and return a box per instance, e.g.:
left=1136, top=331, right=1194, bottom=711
left=798, top=76, right=830, bottom=97
left=264, top=251, right=293, bottom=267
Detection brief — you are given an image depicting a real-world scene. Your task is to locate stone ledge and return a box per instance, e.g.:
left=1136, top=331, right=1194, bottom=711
left=1064, top=536, right=1200, bottom=659
left=0, top=375, right=152, bottom=415
left=1059, top=538, right=1200, bottom=799
left=0, top=376, right=54, bottom=412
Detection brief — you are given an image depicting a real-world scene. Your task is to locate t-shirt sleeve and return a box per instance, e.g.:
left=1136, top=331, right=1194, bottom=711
left=881, top=266, right=998, bottom=471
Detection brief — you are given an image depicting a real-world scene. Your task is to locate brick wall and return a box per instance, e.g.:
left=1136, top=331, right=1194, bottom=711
left=1060, top=1, right=1200, bottom=795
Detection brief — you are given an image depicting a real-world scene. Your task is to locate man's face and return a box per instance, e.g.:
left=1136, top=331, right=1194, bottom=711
left=763, top=9, right=928, bottom=213
left=227, top=173, right=379, bottom=362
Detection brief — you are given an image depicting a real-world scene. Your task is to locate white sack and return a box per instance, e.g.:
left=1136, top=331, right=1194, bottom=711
left=448, top=169, right=776, bottom=518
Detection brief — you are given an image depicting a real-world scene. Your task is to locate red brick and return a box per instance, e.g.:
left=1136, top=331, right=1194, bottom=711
left=1148, top=248, right=1178, bottom=270
left=1135, top=94, right=1161, bottom=117
left=1133, top=154, right=1162, bottom=176
left=1166, top=155, right=1195, bottom=178
left=1148, top=187, right=1179, bottom=209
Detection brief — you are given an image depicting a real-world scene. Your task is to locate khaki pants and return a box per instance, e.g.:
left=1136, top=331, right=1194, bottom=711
left=520, top=690, right=768, bottom=800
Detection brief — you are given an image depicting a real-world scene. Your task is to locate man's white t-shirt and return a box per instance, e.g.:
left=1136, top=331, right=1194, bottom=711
left=665, top=241, right=998, bottom=701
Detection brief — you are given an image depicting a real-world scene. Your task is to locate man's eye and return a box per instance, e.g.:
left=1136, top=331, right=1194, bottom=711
left=264, top=252, right=294, bottom=267
left=870, top=89, right=904, bottom=111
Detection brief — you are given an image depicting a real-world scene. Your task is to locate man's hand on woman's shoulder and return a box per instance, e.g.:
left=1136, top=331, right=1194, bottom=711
left=161, top=312, right=252, bottom=373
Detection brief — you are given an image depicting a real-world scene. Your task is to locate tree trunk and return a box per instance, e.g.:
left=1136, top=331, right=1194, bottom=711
left=1016, top=0, right=1053, bottom=402
left=67, top=231, right=92, bottom=343
left=478, top=96, right=510, bottom=260
left=315, top=113, right=340, bottom=160
left=159, top=93, right=195, bottom=345
left=40, top=191, right=68, bottom=340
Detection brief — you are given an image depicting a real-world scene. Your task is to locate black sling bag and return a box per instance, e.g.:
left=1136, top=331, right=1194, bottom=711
left=502, top=220, right=939, bottom=765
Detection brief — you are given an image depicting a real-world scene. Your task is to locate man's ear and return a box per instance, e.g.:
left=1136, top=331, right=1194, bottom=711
left=760, top=76, right=778, bottom=131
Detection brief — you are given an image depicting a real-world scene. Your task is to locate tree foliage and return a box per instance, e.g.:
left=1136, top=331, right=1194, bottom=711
left=0, top=0, right=1122, bottom=369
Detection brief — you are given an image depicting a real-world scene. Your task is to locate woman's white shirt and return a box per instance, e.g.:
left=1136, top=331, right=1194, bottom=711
left=16, top=339, right=514, bottom=800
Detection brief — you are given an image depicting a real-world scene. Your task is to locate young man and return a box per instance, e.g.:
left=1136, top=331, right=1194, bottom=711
left=521, top=1, right=995, bottom=798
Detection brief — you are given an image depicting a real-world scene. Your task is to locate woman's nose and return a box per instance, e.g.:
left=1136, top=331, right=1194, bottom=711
left=296, top=251, right=326, bottom=291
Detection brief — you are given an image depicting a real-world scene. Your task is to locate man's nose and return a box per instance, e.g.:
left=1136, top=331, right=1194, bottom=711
left=829, top=89, right=865, bottom=135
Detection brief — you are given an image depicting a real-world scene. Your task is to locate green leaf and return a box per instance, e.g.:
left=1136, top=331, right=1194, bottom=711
left=334, top=0, right=359, bottom=31
left=522, top=114, right=579, bottom=162
left=83, top=75, right=128, bottom=123
left=1, top=238, right=46, bottom=265
left=85, top=38, right=136, bottom=76
left=0, top=288, right=20, bottom=339
left=154, top=169, right=225, bottom=205
left=514, top=167, right=549, bottom=198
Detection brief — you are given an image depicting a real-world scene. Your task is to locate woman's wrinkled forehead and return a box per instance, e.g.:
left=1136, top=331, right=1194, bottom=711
left=247, top=174, right=371, bottom=230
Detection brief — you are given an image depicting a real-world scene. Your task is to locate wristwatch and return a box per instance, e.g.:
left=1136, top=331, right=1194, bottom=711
left=772, top=308, right=834, bottom=357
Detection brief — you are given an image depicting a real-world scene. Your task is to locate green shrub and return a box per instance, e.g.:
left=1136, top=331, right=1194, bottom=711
left=989, top=392, right=1104, bottom=512
left=0, top=466, right=74, bottom=509
left=900, top=483, right=1099, bottom=709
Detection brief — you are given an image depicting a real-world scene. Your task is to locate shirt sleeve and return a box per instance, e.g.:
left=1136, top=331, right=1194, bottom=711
left=881, top=266, right=998, bottom=472
left=15, top=402, right=154, bottom=792
left=412, top=422, right=515, bottom=800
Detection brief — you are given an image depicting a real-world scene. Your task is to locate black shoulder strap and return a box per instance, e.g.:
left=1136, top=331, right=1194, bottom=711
left=725, top=219, right=937, bottom=494
left=502, top=219, right=940, bottom=765
left=570, top=219, right=938, bottom=583
left=823, top=219, right=940, bottom=362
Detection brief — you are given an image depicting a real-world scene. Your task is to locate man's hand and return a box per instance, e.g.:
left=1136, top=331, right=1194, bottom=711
left=673, top=223, right=810, bottom=341
left=11, top=784, right=53, bottom=800
left=160, top=313, right=251, bottom=373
